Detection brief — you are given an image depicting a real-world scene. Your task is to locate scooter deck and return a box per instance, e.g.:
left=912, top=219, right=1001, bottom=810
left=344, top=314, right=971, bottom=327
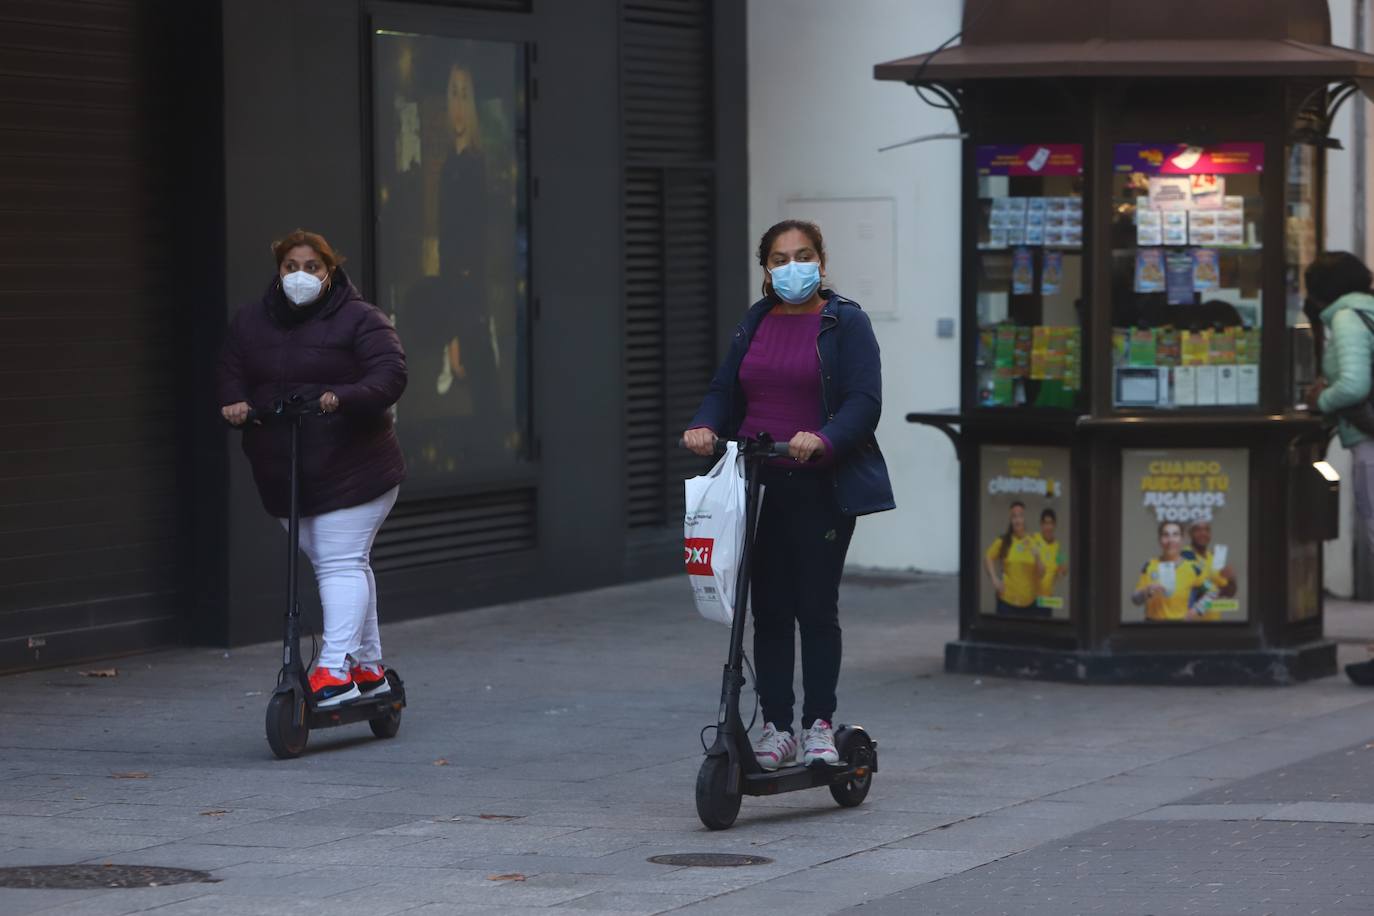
left=307, top=688, right=405, bottom=729
left=304, top=672, right=406, bottom=730
left=742, top=759, right=870, bottom=796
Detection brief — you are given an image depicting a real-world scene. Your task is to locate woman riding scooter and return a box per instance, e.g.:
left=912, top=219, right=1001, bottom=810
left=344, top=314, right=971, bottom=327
left=683, top=219, right=894, bottom=771
left=217, top=230, right=407, bottom=708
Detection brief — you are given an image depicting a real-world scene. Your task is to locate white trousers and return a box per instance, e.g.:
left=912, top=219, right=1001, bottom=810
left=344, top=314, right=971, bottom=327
left=280, top=486, right=399, bottom=672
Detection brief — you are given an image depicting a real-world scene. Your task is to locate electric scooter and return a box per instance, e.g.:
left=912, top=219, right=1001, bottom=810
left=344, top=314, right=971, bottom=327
left=686, top=434, right=877, bottom=830
left=243, top=395, right=407, bottom=759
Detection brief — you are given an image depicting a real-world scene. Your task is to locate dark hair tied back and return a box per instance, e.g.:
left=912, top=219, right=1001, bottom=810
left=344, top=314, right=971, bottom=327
left=272, top=229, right=345, bottom=273
left=1305, top=251, right=1371, bottom=306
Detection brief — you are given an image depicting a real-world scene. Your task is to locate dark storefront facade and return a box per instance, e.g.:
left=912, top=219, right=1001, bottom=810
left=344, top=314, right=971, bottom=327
left=0, top=0, right=747, bottom=672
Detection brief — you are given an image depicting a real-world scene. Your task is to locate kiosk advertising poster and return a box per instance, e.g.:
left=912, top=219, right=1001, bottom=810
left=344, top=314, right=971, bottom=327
left=1121, top=449, right=1249, bottom=624
left=979, top=445, right=1072, bottom=620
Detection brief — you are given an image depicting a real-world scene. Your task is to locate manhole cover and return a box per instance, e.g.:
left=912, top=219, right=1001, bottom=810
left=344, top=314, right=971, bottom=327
left=648, top=853, right=773, bottom=867
left=0, top=865, right=216, bottom=889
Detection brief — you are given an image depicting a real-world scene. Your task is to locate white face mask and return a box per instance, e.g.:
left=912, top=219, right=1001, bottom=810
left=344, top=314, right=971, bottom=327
left=281, top=270, right=324, bottom=306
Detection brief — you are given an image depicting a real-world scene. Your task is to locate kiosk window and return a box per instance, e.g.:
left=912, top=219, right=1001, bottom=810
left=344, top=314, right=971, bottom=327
left=1109, top=142, right=1264, bottom=410
left=973, top=144, right=1085, bottom=410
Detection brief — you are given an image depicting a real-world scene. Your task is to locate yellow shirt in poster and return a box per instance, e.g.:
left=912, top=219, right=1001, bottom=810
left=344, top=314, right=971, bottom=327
left=1033, top=534, right=1066, bottom=599
left=1134, top=557, right=1217, bottom=621
left=986, top=535, right=1038, bottom=607
left=1181, top=548, right=1229, bottom=589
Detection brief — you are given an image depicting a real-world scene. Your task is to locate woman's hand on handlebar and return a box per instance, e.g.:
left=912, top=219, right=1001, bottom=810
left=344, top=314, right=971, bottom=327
left=320, top=391, right=340, bottom=414
left=221, top=401, right=251, bottom=426
left=788, top=432, right=825, bottom=463
left=683, top=427, right=717, bottom=457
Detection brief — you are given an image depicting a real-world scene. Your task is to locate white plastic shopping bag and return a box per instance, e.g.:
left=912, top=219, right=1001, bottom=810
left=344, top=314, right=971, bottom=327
left=684, top=443, right=747, bottom=625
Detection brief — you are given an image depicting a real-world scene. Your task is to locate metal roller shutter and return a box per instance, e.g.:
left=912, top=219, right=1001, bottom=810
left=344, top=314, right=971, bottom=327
left=621, top=0, right=717, bottom=529
left=373, top=490, right=538, bottom=572
left=0, top=0, right=183, bottom=671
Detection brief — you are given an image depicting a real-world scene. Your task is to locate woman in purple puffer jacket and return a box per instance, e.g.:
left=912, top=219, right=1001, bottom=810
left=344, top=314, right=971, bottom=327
left=217, top=230, right=407, bottom=709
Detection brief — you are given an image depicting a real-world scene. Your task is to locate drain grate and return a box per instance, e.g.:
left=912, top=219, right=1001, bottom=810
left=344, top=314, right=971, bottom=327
left=0, top=865, right=216, bottom=889
left=648, top=853, right=773, bottom=867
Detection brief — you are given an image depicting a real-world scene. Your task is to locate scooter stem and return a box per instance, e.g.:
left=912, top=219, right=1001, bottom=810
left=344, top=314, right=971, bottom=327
left=725, top=447, right=763, bottom=673
left=284, top=412, right=302, bottom=673
left=709, top=439, right=768, bottom=788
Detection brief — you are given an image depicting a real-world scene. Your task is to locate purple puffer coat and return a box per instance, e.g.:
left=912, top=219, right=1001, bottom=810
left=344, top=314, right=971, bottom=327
left=216, top=269, right=407, bottom=518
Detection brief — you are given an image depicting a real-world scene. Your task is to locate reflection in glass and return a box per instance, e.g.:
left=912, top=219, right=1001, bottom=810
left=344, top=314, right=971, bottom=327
left=373, top=31, right=529, bottom=484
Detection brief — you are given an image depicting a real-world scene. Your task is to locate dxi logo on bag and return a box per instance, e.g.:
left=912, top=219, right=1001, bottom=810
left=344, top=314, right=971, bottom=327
left=684, top=538, right=714, bottom=576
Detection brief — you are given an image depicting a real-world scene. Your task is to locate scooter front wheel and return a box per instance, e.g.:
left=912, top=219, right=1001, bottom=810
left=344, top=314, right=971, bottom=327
left=695, top=755, right=741, bottom=830
left=265, top=694, right=309, bottom=759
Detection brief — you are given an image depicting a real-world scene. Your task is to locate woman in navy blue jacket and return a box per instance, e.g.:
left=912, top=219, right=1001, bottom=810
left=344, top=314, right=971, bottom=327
left=684, top=219, right=894, bottom=771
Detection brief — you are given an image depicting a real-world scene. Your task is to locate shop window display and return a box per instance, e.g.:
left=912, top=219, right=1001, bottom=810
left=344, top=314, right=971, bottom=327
left=1109, top=142, right=1264, bottom=410
left=372, top=31, right=531, bottom=486
left=973, top=144, right=1085, bottom=410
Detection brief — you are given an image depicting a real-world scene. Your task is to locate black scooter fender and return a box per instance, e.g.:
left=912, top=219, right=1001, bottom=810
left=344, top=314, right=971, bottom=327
left=271, top=676, right=308, bottom=729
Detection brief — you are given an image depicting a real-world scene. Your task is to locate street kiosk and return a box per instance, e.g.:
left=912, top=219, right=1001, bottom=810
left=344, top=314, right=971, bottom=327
left=877, top=0, right=1365, bottom=684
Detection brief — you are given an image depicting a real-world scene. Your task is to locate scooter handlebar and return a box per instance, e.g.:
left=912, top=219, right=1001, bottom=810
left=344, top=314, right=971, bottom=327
left=227, top=397, right=324, bottom=429
left=678, top=436, right=808, bottom=459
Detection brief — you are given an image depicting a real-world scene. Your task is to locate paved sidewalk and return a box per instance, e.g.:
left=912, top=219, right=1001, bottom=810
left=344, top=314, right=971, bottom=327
left=852, top=738, right=1374, bottom=915
left=3, top=576, right=1374, bottom=915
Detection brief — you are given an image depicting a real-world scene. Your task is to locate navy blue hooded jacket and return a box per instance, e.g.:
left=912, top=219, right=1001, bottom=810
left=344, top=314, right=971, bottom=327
left=689, top=290, right=895, bottom=516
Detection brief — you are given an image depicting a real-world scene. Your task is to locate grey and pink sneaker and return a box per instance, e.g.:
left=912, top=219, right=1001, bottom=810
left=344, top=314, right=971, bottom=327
left=802, top=719, right=839, bottom=766
left=752, top=723, right=798, bottom=771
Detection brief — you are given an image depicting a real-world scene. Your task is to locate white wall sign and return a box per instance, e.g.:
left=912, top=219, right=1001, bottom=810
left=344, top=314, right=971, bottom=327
left=782, top=196, right=898, bottom=319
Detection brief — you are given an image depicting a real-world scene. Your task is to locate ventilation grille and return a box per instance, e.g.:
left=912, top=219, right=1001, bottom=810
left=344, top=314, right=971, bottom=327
left=622, top=0, right=713, bottom=162
left=621, top=0, right=717, bottom=529
left=373, top=489, right=536, bottom=573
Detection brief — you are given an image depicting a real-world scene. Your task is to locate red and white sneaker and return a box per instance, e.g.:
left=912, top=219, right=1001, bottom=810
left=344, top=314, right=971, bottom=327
left=351, top=661, right=391, bottom=697
left=308, top=667, right=360, bottom=708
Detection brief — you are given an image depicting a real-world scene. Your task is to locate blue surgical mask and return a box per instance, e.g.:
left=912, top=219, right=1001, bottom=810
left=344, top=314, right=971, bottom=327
left=769, top=260, right=821, bottom=305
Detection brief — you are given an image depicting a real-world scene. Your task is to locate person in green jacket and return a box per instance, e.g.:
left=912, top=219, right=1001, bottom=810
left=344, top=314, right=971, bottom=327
left=1305, top=251, right=1374, bottom=685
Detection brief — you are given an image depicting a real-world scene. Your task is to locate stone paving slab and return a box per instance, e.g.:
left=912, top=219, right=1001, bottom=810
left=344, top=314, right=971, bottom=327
left=1183, top=739, right=1374, bottom=806
left=1129, top=803, right=1283, bottom=821
left=1267, top=801, right=1374, bottom=824
left=4, top=581, right=1374, bottom=915
left=847, top=732, right=1374, bottom=915
left=849, top=820, right=1374, bottom=916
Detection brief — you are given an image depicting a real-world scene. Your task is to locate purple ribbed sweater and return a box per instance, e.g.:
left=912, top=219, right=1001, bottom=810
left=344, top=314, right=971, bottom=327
left=736, top=310, right=831, bottom=463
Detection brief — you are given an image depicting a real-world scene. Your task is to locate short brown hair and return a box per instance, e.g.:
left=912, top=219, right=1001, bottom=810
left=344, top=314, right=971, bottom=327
left=271, top=229, right=345, bottom=272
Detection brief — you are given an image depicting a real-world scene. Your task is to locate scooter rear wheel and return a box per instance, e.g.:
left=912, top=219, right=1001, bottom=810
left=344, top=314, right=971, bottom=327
left=695, top=755, right=741, bottom=830
left=369, top=707, right=402, bottom=739
left=829, top=727, right=874, bottom=808
left=265, top=694, right=309, bottom=759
